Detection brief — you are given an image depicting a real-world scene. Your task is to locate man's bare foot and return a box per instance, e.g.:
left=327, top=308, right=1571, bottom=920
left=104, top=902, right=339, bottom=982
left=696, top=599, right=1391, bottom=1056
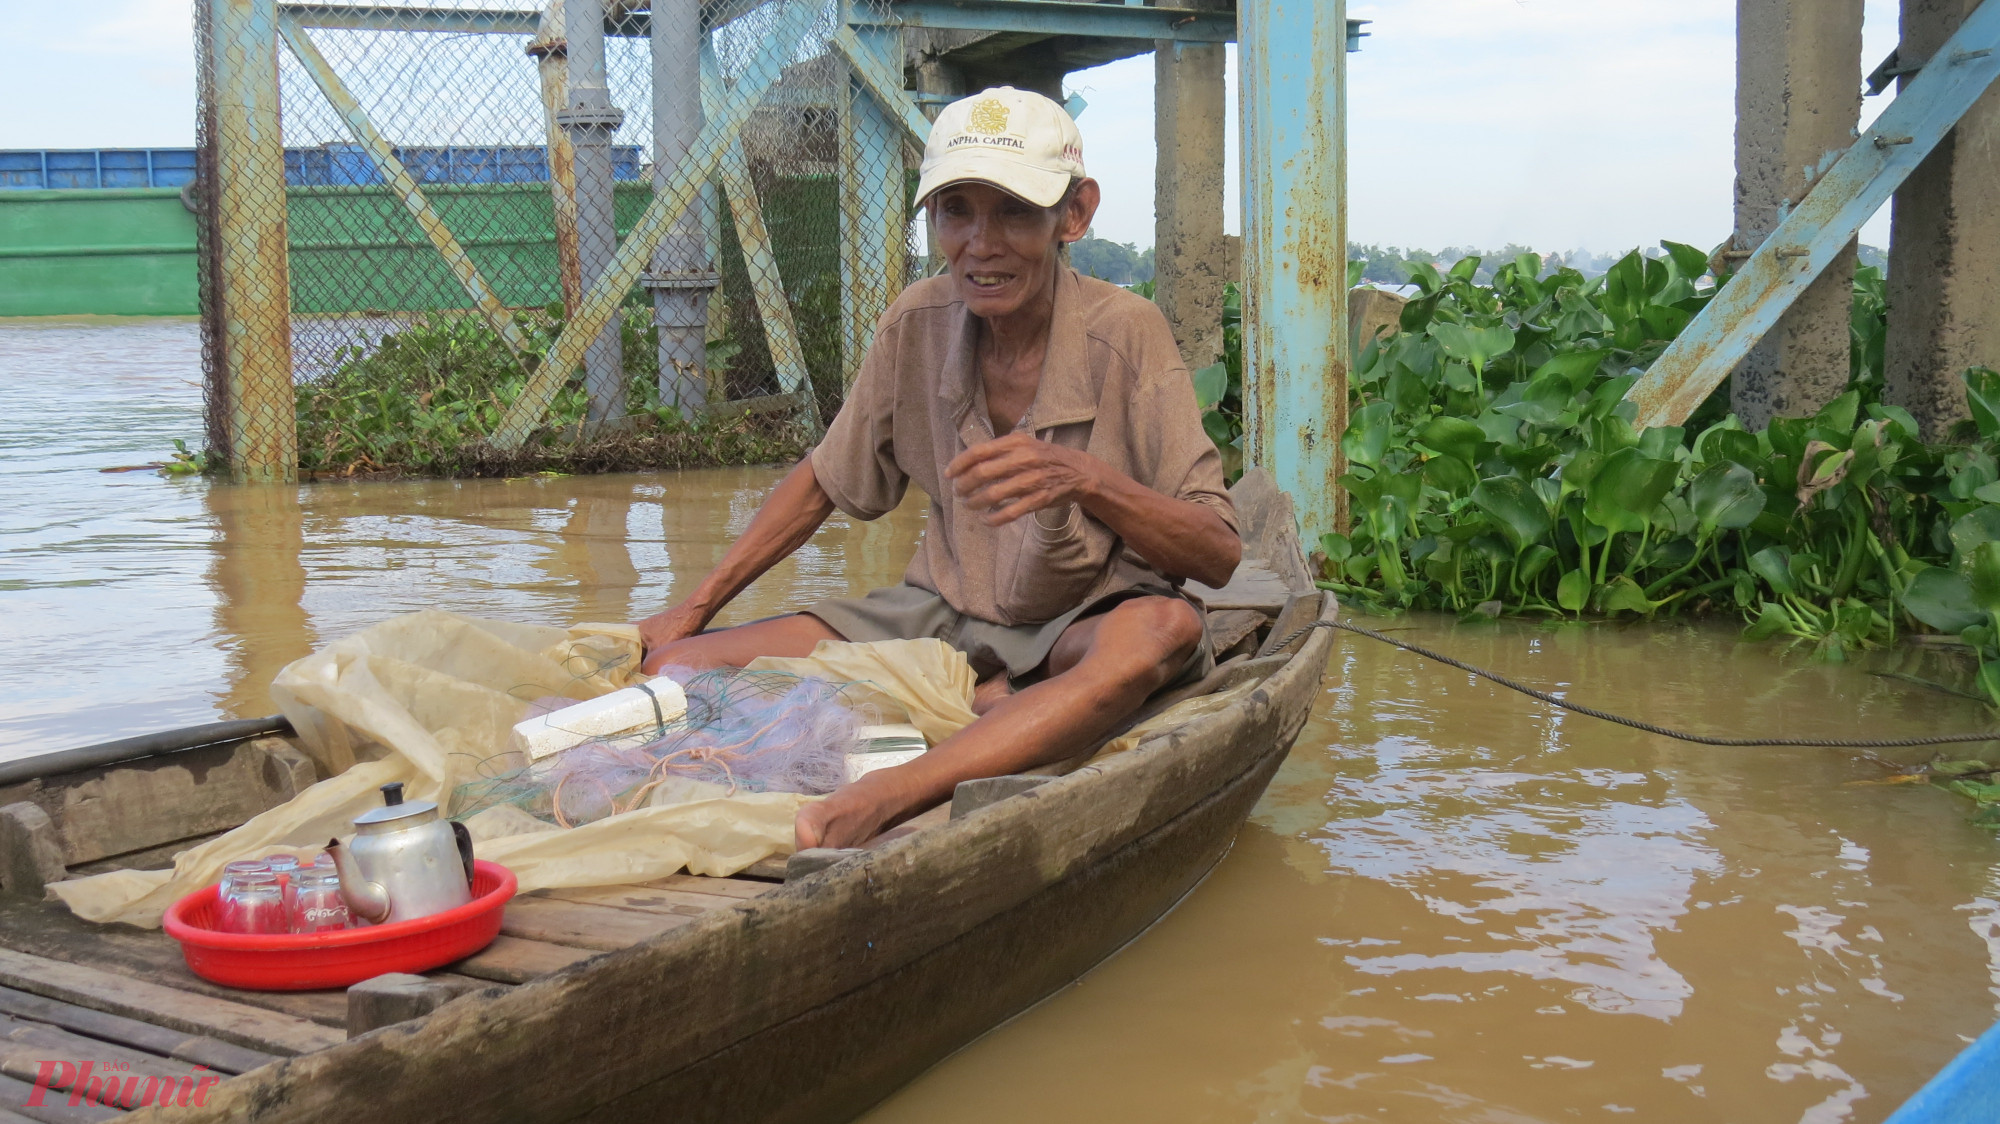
left=795, top=774, right=908, bottom=849
left=971, top=674, right=1015, bottom=716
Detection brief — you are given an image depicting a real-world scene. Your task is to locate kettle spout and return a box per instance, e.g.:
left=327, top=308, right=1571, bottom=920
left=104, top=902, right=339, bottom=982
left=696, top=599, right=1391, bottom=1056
left=324, top=837, right=392, bottom=924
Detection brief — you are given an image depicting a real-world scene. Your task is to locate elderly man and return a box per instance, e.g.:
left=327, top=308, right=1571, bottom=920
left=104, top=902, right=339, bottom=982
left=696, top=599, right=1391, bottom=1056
left=637, top=86, right=1240, bottom=849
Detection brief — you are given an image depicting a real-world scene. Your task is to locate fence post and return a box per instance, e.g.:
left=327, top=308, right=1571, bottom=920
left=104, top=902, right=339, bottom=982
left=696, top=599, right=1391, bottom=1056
left=646, top=0, right=716, bottom=419
left=558, top=0, right=628, bottom=424
left=205, top=0, right=297, bottom=484
left=838, top=24, right=905, bottom=390
left=1240, top=0, right=1348, bottom=538
left=529, top=5, right=584, bottom=315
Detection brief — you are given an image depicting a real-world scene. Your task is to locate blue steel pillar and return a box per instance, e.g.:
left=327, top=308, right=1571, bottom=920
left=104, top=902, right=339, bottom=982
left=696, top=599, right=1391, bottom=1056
left=206, top=0, right=297, bottom=484
left=1241, top=0, right=1348, bottom=536
left=839, top=25, right=906, bottom=389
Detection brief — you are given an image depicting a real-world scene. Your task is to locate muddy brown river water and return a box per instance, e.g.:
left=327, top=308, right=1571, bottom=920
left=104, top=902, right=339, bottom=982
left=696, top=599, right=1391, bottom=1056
left=6, top=320, right=2000, bottom=1121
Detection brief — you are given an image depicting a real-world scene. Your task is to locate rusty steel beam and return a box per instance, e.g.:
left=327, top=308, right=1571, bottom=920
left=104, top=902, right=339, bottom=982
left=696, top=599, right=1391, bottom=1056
left=279, top=17, right=533, bottom=358
left=529, top=5, right=584, bottom=314
left=206, top=0, right=298, bottom=484
left=488, top=0, right=826, bottom=449
left=832, top=26, right=933, bottom=148
left=837, top=25, right=907, bottom=390
left=1627, top=0, right=2000, bottom=430
left=702, top=48, right=821, bottom=432
left=1240, top=0, right=1349, bottom=536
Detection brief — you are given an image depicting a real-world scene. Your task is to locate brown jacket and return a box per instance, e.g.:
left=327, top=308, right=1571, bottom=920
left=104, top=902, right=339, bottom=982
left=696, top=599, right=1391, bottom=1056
left=809, top=268, right=1237, bottom=626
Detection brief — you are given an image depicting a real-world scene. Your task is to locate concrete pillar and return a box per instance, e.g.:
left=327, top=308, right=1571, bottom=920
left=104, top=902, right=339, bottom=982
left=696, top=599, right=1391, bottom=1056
left=1886, top=0, right=2000, bottom=438
left=1729, top=0, right=1863, bottom=430
left=1154, top=27, right=1229, bottom=370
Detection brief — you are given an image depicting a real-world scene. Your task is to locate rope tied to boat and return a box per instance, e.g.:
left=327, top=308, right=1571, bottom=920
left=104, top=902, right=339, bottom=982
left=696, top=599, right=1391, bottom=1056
left=1269, top=618, right=2000, bottom=753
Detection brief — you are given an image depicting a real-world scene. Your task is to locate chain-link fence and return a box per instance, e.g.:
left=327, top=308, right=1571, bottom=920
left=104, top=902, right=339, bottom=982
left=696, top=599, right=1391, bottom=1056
left=197, top=0, right=921, bottom=478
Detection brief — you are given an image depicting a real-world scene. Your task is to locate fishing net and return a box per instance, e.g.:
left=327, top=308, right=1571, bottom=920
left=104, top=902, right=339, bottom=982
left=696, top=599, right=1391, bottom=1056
left=454, top=666, right=870, bottom=828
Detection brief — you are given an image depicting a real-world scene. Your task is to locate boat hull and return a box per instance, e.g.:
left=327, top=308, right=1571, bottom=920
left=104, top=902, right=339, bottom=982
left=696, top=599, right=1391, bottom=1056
left=167, top=597, right=1332, bottom=1124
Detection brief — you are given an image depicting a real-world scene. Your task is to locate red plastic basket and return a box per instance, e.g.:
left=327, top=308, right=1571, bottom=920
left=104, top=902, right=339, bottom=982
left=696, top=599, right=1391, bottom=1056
left=164, top=860, right=516, bottom=991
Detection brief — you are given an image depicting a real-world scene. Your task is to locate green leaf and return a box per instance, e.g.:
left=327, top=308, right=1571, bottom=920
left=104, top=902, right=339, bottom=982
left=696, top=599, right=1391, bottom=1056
left=1557, top=568, right=1590, bottom=611
left=1318, top=532, right=1353, bottom=562
left=1971, top=541, right=2000, bottom=614
left=1965, top=368, right=2000, bottom=441
left=1599, top=575, right=1662, bottom=616
left=1583, top=448, right=1679, bottom=534
left=1517, top=544, right=1558, bottom=587
left=1813, top=389, right=1860, bottom=434
left=1699, top=426, right=1763, bottom=472
left=1748, top=545, right=1797, bottom=597
left=1430, top=322, right=1516, bottom=376
left=1422, top=454, right=1478, bottom=497
left=1951, top=506, right=2000, bottom=561
left=1342, top=400, right=1394, bottom=469
left=1687, top=462, right=1766, bottom=531
left=1584, top=375, right=1639, bottom=421
left=1494, top=377, right=1574, bottom=426
left=1743, top=601, right=1795, bottom=642
left=1527, top=348, right=1607, bottom=397
left=1662, top=240, right=1709, bottom=280
left=1418, top=416, right=1485, bottom=465
left=1191, top=363, right=1229, bottom=410
left=1904, top=566, right=1983, bottom=633
left=1201, top=410, right=1235, bottom=446
left=1470, top=476, right=1552, bottom=554
left=1636, top=425, right=1685, bottom=461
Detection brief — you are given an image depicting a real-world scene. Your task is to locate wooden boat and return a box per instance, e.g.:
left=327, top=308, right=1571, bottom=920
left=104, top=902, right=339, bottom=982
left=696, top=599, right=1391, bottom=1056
left=0, top=471, right=1334, bottom=1123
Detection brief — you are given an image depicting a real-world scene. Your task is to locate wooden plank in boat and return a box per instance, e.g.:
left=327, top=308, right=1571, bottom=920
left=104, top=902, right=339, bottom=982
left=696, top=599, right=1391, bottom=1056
left=501, top=897, right=694, bottom=952
left=1204, top=609, right=1268, bottom=656
left=0, top=902, right=347, bottom=1028
left=448, top=936, right=595, bottom=985
left=735, top=857, right=789, bottom=881
left=0, top=1012, right=201, bottom=1109
left=0, top=1071, right=119, bottom=1123
left=0, top=986, right=274, bottom=1075
left=0, top=738, right=313, bottom=867
left=1185, top=561, right=1293, bottom=613
left=534, top=884, right=746, bottom=919
left=0, top=949, right=340, bottom=1057
left=649, top=874, right=771, bottom=901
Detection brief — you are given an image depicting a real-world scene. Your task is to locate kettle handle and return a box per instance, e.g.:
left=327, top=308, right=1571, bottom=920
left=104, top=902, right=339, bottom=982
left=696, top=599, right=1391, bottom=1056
left=450, top=820, right=476, bottom=888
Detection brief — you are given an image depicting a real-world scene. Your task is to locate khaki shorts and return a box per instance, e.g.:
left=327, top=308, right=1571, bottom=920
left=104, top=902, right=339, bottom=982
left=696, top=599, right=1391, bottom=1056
left=803, top=583, right=1214, bottom=689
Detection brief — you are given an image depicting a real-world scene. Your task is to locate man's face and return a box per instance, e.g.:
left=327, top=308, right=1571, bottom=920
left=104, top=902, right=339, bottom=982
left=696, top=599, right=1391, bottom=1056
left=932, top=182, right=1065, bottom=320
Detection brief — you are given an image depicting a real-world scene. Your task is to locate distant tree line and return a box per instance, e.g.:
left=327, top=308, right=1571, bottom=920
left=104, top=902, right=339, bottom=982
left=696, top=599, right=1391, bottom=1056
left=1070, top=232, right=1155, bottom=285
left=1075, top=237, right=1890, bottom=288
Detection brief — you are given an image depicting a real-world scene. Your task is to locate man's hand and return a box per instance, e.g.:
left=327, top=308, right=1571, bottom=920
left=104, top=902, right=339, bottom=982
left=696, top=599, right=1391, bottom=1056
left=946, top=432, right=1101, bottom=526
left=637, top=601, right=709, bottom=674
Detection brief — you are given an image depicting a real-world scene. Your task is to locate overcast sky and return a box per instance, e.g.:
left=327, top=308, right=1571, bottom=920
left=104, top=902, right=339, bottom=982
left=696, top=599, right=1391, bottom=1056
left=2, top=0, right=1903, bottom=256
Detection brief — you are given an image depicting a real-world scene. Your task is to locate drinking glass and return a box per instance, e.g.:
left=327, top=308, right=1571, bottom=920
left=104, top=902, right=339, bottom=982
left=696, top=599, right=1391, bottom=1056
left=264, top=854, right=302, bottom=914
left=219, top=876, right=286, bottom=934
left=289, top=870, right=350, bottom=933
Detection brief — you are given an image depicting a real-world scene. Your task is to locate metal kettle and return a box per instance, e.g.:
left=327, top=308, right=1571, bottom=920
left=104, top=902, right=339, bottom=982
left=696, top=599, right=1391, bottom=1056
left=325, top=782, right=475, bottom=925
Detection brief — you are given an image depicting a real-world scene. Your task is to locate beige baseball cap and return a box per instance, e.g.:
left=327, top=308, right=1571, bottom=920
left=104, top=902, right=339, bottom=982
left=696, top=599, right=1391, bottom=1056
left=914, top=87, right=1086, bottom=209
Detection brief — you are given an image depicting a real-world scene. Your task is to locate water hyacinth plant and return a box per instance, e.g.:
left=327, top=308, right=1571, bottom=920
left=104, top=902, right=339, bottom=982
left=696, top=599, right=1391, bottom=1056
left=1182, top=245, right=2000, bottom=709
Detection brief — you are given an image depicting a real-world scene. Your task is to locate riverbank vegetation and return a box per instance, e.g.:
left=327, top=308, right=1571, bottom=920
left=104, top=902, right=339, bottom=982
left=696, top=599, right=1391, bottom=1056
left=1193, top=247, right=2000, bottom=717
left=292, top=304, right=810, bottom=478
